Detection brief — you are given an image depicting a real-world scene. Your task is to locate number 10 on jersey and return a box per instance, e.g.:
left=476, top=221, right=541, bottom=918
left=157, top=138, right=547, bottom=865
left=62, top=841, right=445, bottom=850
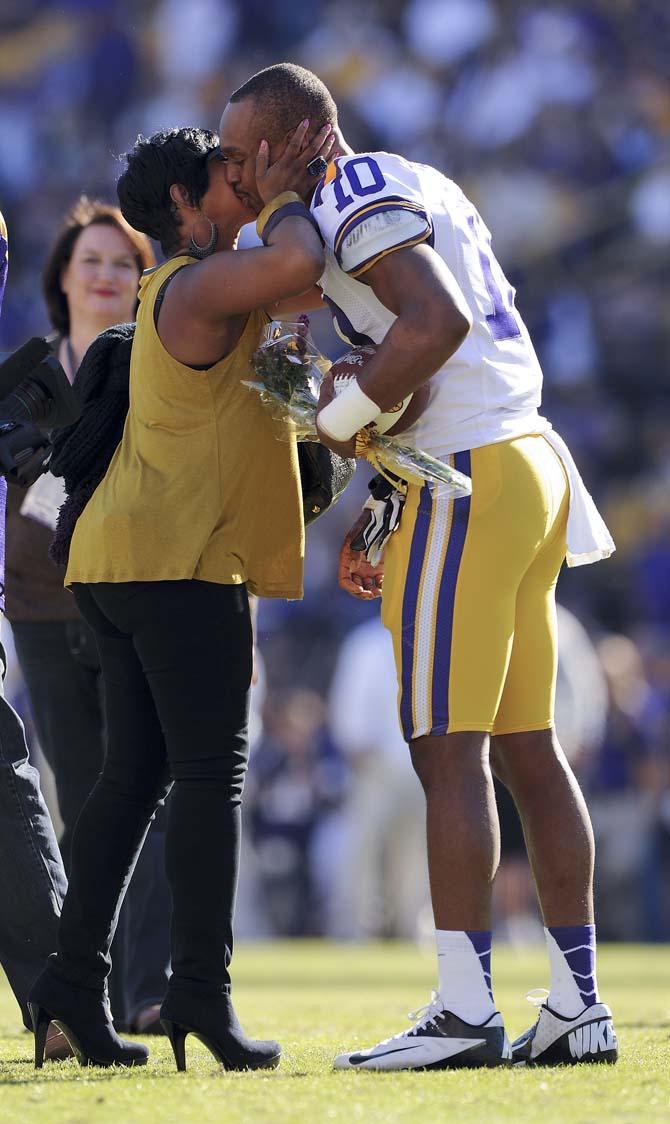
left=332, top=157, right=387, bottom=212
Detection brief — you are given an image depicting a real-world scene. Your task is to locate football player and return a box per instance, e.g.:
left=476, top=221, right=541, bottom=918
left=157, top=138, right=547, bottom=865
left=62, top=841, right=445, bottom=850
left=218, top=64, right=619, bottom=1071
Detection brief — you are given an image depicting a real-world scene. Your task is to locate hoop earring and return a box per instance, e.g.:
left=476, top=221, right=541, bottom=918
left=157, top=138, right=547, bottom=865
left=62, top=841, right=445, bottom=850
left=188, top=215, right=218, bottom=259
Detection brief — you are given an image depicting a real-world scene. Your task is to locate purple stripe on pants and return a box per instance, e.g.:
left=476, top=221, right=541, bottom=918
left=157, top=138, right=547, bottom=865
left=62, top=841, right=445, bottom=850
left=399, top=483, right=433, bottom=741
left=431, top=450, right=472, bottom=734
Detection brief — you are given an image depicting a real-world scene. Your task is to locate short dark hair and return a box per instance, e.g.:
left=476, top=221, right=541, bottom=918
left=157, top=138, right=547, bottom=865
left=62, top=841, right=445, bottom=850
left=117, top=127, right=220, bottom=256
left=42, top=197, right=155, bottom=336
left=230, top=63, right=337, bottom=143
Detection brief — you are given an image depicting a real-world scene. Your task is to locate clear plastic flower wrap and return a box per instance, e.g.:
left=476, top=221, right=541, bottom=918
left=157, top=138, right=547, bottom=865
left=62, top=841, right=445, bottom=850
left=244, top=318, right=472, bottom=499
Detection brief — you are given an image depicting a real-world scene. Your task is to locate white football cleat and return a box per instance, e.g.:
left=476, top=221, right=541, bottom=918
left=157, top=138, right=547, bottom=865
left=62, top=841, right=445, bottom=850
left=333, top=992, right=512, bottom=1071
left=512, top=991, right=618, bottom=1066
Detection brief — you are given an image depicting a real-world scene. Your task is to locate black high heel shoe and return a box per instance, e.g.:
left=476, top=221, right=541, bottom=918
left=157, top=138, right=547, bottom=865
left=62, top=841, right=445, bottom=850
left=160, top=985, right=280, bottom=1072
left=28, top=969, right=149, bottom=1069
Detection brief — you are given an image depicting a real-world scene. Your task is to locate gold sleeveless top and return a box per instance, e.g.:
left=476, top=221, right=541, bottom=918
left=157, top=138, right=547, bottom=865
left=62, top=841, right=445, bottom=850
left=65, top=256, right=304, bottom=598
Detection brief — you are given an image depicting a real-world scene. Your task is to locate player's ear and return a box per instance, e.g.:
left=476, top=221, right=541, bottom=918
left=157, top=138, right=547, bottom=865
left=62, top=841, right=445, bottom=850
left=282, top=125, right=310, bottom=153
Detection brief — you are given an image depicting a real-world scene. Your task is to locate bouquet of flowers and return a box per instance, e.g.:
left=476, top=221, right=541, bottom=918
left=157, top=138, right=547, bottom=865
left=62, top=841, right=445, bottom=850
left=244, top=317, right=472, bottom=499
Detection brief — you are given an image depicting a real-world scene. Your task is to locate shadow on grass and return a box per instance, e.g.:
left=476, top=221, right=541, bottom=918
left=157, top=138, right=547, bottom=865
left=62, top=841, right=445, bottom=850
left=0, top=1064, right=167, bottom=1086
left=0, top=1060, right=317, bottom=1086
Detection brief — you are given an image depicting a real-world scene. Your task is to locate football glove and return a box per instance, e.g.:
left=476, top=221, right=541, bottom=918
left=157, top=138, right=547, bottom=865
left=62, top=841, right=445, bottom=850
left=350, top=473, right=406, bottom=566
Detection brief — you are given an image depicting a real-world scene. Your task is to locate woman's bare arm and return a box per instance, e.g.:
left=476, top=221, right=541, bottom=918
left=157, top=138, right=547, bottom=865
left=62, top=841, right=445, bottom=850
left=268, top=285, right=325, bottom=317
left=159, top=123, right=330, bottom=364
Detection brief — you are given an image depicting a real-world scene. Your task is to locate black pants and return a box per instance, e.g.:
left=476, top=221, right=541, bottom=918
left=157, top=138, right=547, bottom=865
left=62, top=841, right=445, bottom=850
left=11, top=617, right=171, bottom=1025
left=52, top=580, right=251, bottom=993
left=0, top=639, right=66, bottom=1028
left=11, top=619, right=104, bottom=868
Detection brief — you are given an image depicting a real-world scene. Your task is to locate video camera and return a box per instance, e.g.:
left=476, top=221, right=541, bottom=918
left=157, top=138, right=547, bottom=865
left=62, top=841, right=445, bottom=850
left=0, top=337, right=81, bottom=486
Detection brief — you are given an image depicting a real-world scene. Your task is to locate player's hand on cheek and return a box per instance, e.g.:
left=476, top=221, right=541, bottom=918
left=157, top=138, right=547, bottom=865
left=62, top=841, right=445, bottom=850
left=338, top=518, right=384, bottom=600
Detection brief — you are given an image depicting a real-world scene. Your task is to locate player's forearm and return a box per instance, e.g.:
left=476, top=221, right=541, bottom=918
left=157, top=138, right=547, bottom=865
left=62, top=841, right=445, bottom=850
left=315, top=307, right=464, bottom=450
left=356, top=243, right=472, bottom=411
left=358, top=305, right=469, bottom=413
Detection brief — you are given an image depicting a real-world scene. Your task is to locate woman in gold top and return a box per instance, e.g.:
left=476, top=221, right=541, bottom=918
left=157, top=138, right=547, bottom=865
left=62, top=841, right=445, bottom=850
left=29, top=121, right=333, bottom=1072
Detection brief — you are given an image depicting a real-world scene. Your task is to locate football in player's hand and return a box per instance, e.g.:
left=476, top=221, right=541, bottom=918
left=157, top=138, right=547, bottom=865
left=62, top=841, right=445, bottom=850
left=323, top=346, right=429, bottom=437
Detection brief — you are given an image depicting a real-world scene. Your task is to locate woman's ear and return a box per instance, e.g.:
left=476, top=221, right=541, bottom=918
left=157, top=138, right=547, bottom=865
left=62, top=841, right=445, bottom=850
left=169, top=183, right=193, bottom=209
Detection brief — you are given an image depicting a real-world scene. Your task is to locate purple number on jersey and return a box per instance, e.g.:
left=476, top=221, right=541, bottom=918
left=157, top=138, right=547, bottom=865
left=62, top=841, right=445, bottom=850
left=332, top=164, right=354, bottom=212
left=467, top=214, right=521, bottom=342
left=331, top=157, right=387, bottom=214
left=0, top=229, right=7, bottom=310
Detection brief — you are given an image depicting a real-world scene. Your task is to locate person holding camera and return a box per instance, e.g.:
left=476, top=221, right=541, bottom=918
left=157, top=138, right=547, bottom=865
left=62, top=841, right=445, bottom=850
left=28, top=120, right=332, bottom=1071
left=0, top=208, right=70, bottom=1057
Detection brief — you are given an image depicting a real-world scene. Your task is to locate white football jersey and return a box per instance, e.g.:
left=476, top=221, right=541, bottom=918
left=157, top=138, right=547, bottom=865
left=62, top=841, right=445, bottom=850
left=311, top=152, right=544, bottom=457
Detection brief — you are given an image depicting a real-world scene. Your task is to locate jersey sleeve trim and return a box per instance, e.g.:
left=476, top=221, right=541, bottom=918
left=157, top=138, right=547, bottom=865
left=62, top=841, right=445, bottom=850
left=333, top=196, right=432, bottom=269
left=348, top=229, right=433, bottom=278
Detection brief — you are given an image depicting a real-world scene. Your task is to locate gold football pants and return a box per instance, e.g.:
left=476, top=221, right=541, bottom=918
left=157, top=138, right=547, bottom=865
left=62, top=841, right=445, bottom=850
left=382, top=434, right=569, bottom=741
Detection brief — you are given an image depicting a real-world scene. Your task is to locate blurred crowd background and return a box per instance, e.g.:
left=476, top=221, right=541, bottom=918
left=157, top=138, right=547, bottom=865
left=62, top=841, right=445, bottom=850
left=1, top=0, right=668, bottom=943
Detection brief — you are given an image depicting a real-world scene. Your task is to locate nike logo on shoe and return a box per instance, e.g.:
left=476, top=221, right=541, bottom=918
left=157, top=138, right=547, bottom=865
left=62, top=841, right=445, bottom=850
left=334, top=1001, right=510, bottom=1071
left=348, top=1038, right=487, bottom=1066
left=568, top=1020, right=616, bottom=1060
left=511, top=1001, right=618, bottom=1066
left=349, top=1044, right=423, bottom=1065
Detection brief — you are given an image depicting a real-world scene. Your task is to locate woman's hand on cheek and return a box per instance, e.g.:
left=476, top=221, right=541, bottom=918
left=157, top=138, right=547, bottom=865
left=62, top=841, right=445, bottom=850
left=256, top=121, right=335, bottom=205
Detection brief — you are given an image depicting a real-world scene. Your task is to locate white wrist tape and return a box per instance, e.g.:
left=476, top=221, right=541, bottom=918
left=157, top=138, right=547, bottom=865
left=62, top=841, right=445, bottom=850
left=317, top=381, right=380, bottom=442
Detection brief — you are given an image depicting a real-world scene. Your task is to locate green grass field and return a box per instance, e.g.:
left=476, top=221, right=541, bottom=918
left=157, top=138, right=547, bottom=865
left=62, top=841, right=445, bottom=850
left=0, top=942, right=668, bottom=1124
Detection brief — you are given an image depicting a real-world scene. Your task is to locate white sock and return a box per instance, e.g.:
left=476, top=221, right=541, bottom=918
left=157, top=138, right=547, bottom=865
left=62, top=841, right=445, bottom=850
left=436, top=929, right=496, bottom=1025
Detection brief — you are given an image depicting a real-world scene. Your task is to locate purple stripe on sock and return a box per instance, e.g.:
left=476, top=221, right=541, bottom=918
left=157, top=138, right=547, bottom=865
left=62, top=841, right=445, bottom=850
left=549, top=924, right=597, bottom=1007
left=467, top=929, right=493, bottom=1002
